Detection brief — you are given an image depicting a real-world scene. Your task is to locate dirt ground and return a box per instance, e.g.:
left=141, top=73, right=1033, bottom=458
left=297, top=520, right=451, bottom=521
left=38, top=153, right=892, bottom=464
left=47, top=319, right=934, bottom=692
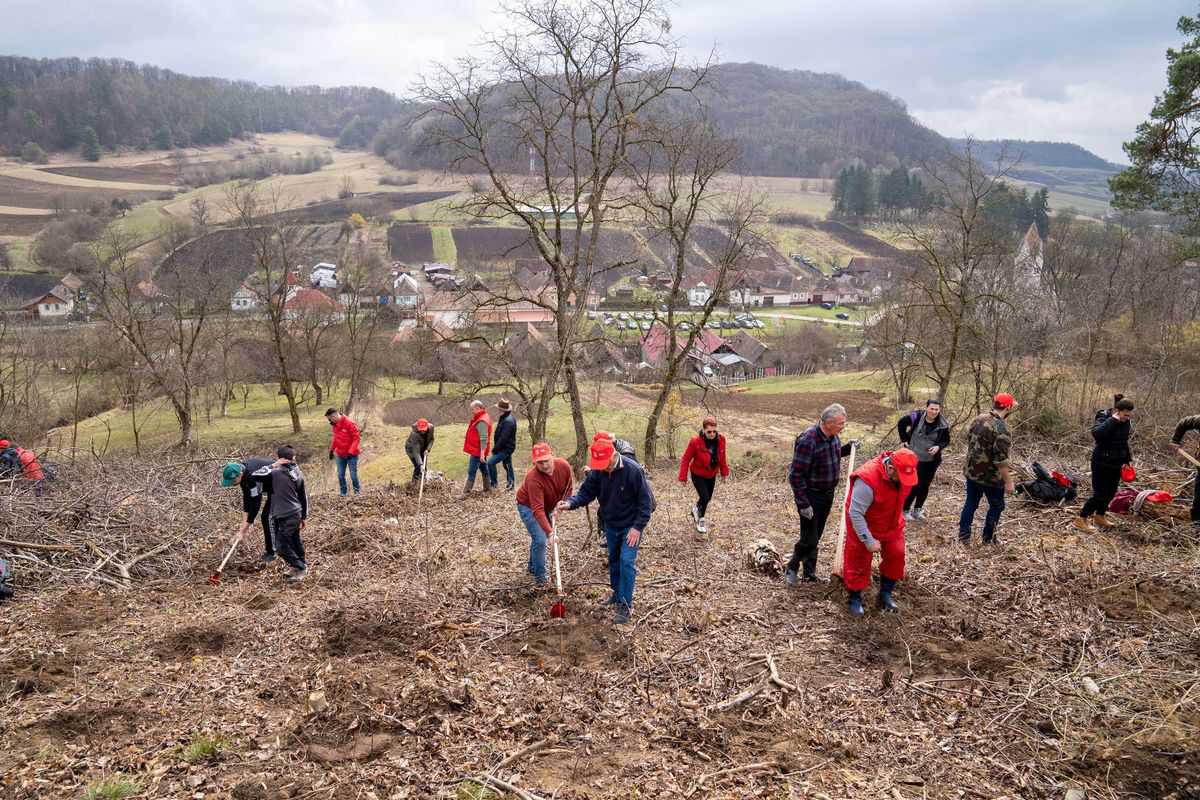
left=2, top=437, right=1199, bottom=799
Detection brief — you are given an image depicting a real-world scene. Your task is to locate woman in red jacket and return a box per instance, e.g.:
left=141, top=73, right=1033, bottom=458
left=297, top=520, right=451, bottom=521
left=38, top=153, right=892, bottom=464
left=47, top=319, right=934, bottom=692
left=678, top=416, right=729, bottom=534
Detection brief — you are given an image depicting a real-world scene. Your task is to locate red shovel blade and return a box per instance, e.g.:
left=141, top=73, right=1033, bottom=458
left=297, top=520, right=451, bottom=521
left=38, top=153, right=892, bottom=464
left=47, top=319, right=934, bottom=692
left=207, top=572, right=222, bottom=586
left=550, top=598, right=566, bottom=618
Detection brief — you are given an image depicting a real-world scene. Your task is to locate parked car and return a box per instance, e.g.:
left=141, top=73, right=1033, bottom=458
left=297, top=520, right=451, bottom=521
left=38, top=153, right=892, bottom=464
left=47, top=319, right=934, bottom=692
left=639, top=321, right=650, bottom=331
left=618, top=312, right=629, bottom=320
left=658, top=304, right=668, bottom=313
left=836, top=312, right=850, bottom=320
left=586, top=311, right=596, bottom=319
left=820, top=302, right=834, bottom=310
left=678, top=321, right=692, bottom=331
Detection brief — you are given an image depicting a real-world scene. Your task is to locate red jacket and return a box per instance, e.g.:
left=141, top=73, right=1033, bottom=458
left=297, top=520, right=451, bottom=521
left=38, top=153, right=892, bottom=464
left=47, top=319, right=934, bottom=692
left=844, top=453, right=908, bottom=543
left=679, top=432, right=729, bottom=481
left=17, top=448, right=44, bottom=482
left=329, top=416, right=361, bottom=457
left=463, top=409, right=493, bottom=457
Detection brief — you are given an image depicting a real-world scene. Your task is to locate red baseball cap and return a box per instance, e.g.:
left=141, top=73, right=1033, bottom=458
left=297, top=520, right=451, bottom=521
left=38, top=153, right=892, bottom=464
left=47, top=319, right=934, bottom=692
left=589, top=438, right=616, bottom=470
left=532, top=442, right=553, bottom=461
left=890, top=449, right=919, bottom=488
left=993, top=392, right=1015, bottom=410
left=416, top=418, right=429, bottom=432
left=0, top=440, right=8, bottom=448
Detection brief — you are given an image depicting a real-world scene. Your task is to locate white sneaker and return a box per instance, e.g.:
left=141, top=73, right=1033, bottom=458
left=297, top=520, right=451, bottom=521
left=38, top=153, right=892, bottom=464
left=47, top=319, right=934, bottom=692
left=903, top=510, right=914, bottom=521
left=697, top=518, right=708, bottom=534
left=914, top=507, right=927, bottom=521
left=690, top=505, right=700, bottom=526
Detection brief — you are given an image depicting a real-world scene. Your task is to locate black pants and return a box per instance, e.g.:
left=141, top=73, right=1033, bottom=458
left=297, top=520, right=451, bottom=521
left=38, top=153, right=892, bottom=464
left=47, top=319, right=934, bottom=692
left=904, top=460, right=941, bottom=511
left=408, top=452, right=424, bottom=481
left=1080, top=461, right=1121, bottom=518
left=1192, top=468, right=1200, bottom=524
left=259, top=501, right=274, bottom=556
left=272, top=514, right=306, bottom=571
left=691, top=473, right=716, bottom=518
left=787, top=487, right=835, bottom=577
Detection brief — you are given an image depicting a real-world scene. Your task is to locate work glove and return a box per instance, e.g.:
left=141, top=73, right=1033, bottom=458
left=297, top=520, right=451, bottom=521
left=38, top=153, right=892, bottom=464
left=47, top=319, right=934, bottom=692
left=800, top=505, right=814, bottom=520
left=328, top=450, right=335, bottom=461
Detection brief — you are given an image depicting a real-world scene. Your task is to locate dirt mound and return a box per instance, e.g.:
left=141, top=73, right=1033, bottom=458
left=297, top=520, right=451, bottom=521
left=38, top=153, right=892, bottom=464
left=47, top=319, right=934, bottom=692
left=1096, top=579, right=1200, bottom=620
left=503, top=618, right=631, bottom=669
left=33, top=703, right=140, bottom=741
left=0, top=652, right=77, bottom=695
left=153, top=625, right=227, bottom=659
left=323, top=607, right=425, bottom=656
left=46, top=591, right=126, bottom=633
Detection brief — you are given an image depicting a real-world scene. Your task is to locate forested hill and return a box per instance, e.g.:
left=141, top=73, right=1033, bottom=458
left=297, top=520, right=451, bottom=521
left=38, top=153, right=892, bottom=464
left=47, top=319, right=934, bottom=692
left=0, top=56, right=404, bottom=155
left=371, top=62, right=949, bottom=178
left=699, top=63, right=947, bottom=176
left=953, top=138, right=1121, bottom=171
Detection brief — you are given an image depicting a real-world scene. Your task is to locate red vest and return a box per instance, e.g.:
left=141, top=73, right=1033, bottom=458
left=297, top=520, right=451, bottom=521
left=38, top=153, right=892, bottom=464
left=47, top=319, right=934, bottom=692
left=844, top=453, right=909, bottom=542
left=463, top=410, right=493, bottom=457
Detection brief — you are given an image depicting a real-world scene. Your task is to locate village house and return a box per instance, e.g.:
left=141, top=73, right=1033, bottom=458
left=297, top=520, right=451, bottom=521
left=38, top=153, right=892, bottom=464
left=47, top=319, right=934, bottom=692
left=393, top=273, right=422, bottom=309
left=310, top=262, right=338, bottom=289
left=21, top=284, right=75, bottom=320
left=682, top=276, right=713, bottom=307
left=231, top=282, right=258, bottom=311
left=283, top=287, right=344, bottom=323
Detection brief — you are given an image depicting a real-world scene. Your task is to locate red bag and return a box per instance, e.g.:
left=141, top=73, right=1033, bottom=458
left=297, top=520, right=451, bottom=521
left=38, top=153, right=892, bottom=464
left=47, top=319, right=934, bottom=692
left=1050, top=470, right=1072, bottom=488
left=1121, top=465, right=1136, bottom=482
left=1147, top=491, right=1173, bottom=503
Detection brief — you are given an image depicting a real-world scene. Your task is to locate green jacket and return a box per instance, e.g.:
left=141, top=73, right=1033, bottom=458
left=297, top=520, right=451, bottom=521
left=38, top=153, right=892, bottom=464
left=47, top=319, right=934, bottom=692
left=964, top=411, right=1011, bottom=487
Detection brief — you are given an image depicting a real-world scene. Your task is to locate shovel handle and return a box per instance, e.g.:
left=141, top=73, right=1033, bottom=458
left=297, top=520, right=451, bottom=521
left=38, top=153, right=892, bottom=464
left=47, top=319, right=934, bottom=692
left=1177, top=446, right=1200, bottom=470
left=215, top=535, right=240, bottom=574
left=551, top=517, right=563, bottom=595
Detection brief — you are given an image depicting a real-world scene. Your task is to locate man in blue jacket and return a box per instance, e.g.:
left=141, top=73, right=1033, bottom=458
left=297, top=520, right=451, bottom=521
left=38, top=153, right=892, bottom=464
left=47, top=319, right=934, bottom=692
left=488, top=399, right=518, bottom=491
left=557, top=436, right=655, bottom=626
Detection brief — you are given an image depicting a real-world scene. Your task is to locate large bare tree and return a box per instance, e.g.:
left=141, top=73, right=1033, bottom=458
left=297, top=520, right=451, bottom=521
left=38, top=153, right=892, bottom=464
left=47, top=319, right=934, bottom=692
left=416, top=0, right=708, bottom=465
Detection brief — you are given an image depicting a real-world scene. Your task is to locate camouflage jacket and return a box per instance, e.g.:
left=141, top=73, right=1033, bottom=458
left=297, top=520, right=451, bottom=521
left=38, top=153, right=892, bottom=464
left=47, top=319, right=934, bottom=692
left=964, top=411, right=1011, bottom=487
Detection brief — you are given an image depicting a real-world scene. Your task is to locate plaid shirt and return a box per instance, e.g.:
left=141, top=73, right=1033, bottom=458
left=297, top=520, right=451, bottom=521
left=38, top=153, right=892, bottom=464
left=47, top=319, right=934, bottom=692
left=789, top=425, right=851, bottom=511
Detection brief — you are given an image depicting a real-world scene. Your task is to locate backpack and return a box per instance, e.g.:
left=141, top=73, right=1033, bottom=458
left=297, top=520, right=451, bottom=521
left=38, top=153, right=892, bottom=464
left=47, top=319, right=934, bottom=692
left=1017, top=461, right=1078, bottom=504
left=0, top=448, right=19, bottom=478
left=0, top=558, right=12, bottom=600
left=612, top=437, right=638, bottom=463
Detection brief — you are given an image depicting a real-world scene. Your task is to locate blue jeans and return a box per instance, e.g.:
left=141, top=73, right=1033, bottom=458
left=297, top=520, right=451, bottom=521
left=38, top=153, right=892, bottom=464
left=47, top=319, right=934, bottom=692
left=517, top=503, right=549, bottom=583
left=336, top=454, right=360, bottom=496
left=959, top=479, right=1005, bottom=542
left=487, top=450, right=515, bottom=489
left=467, top=455, right=485, bottom=486
left=604, top=525, right=642, bottom=615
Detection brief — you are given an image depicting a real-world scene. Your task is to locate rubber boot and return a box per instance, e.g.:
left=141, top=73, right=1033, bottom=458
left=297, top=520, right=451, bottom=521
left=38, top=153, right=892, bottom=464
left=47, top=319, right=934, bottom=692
left=461, top=477, right=475, bottom=497
left=877, top=577, right=899, bottom=613
left=847, top=591, right=865, bottom=617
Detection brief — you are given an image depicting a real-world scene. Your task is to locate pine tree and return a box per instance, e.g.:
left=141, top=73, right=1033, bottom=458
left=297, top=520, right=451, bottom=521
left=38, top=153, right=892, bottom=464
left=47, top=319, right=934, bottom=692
left=1031, top=188, right=1051, bottom=238
left=80, top=125, right=101, bottom=161
left=154, top=124, right=173, bottom=150
left=831, top=167, right=851, bottom=215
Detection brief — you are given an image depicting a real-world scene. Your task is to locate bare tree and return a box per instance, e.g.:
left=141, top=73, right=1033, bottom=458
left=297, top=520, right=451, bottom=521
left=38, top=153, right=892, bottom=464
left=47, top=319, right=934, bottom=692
left=339, top=239, right=387, bottom=414
left=624, top=113, right=759, bottom=462
left=92, top=219, right=225, bottom=447
left=224, top=183, right=303, bottom=434
left=416, top=0, right=708, bottom=465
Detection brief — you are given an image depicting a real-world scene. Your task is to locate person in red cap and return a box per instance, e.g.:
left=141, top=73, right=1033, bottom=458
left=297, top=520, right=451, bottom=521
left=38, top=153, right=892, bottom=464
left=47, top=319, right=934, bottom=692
left=462, top=399, right=493, bottom=495
left=515, top=442, right=574, bottom=587
left=959, top=393, right=1017, bottom=544
left=405, top=418, right=436, bottom=484
left=557, top=436, right=656, bottom=625
left=843, top=449, right=918, bottom=616
left=678, top=416, right=728, bottom=534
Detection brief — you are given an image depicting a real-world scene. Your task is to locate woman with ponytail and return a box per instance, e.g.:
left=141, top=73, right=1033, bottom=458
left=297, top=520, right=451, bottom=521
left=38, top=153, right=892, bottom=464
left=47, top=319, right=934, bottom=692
left=1074, top=394, right=1134, bottom=531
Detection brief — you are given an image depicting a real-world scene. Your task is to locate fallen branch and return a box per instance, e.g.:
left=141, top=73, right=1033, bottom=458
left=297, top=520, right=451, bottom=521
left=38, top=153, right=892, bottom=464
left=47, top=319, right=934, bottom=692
left=490, top=736, right=556, bottom=775
left=0, top=538, right=76, bottom=553
left=706, top=680, right=768, bottom=713
left=686, top=761, right=780, bottom=797
left=467, top=774, right=547, bottom=800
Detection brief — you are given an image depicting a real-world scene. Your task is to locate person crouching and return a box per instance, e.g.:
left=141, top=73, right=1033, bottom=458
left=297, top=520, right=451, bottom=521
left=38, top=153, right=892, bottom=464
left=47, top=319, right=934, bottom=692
left=843, top=449, right=919, bottom=616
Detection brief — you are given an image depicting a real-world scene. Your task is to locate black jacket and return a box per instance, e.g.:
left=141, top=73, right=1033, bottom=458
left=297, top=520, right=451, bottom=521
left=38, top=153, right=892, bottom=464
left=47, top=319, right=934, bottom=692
left=1091, top=409, right=1132, bottom=467
left=1172, top=415, right=1200, bottom=446
left=493, top=411, right=517, bottom=455
left=404, top=424, right=435, bottom=459
left=897, top=410, right=951, bottom=463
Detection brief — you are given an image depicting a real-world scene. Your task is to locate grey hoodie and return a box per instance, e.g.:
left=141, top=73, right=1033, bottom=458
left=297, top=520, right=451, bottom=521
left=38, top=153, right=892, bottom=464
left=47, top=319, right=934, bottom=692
left=251, top=463, right=308, bottom=520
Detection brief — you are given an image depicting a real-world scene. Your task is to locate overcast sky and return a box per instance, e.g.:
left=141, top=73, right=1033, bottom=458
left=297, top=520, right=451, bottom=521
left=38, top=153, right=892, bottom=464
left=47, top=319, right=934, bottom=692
left=2, top=0, right=1192, bottom=163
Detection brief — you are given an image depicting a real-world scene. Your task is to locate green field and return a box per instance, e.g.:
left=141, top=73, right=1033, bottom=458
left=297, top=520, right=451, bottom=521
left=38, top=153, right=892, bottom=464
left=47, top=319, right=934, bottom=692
left=430, top=225, right=458, bottom=265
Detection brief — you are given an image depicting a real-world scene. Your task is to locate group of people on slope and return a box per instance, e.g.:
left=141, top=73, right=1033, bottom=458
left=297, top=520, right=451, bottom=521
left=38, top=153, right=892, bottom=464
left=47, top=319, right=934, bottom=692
left=0, top=438, right=46, bottom=490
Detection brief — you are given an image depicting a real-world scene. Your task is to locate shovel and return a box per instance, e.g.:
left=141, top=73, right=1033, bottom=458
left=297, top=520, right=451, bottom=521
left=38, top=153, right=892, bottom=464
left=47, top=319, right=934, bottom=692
left=829, top=441, right=859, bottom=580
left=417, top=452, right=428, bottom=509
left=208, top=535, right=241, bottom=586
left=549, top=517, right=566, bottom=618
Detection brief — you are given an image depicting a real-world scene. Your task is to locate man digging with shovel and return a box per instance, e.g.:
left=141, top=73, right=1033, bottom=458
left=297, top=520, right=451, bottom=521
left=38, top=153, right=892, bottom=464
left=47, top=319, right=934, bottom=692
left=1171, top=413, right=1200, bottom=526
left=557, top=437, right=655, bottom=627
left=842, top=448, right=919, bottom=616
left=221, top=456, right=277, bottom=563
left=515, top=442, right=573, bottom=590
